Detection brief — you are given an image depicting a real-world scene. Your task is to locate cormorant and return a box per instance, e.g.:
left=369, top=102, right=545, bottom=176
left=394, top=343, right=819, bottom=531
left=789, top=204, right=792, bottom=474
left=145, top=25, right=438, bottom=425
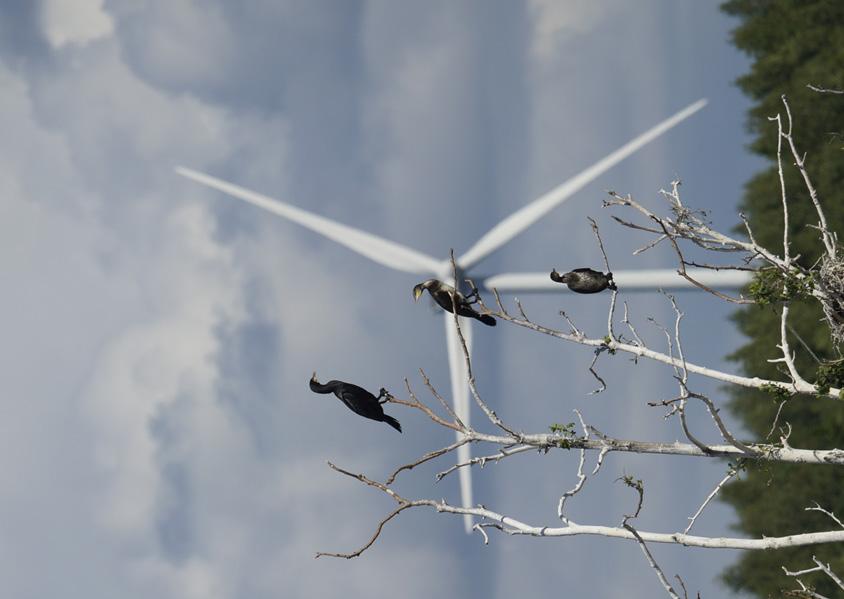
left=412, top=279, right=496, bottom=326
left=550, top=268, right=617, bottom=293
left=309, top=373, right=402, bottom=432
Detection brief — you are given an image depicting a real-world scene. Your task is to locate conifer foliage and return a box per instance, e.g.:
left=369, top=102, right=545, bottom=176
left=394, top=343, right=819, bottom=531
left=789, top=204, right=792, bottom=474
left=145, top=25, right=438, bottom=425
left=720, top=1, right=844, bottom=595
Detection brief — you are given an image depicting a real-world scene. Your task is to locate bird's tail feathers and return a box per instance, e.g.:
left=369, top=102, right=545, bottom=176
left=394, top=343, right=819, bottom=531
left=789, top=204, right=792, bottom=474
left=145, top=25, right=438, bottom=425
left=383, top=414, right=402, bottom=433
left=478, top=313, right=496, bottom=327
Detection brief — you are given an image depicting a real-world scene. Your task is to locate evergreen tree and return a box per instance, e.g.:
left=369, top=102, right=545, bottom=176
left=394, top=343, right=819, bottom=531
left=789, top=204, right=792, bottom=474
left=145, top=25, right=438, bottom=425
left=720, top=1, right=844, bottom=596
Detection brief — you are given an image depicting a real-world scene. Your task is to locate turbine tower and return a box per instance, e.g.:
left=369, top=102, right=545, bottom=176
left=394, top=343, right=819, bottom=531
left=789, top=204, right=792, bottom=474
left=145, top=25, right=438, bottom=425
left=176, top=98, right=748, bottom=533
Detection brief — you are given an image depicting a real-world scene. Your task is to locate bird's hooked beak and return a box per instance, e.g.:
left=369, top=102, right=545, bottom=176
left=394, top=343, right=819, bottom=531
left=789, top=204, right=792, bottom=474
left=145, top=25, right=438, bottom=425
left=550, top=269, right=570, bottom=284
left=412, top=283, right=424, bottom=302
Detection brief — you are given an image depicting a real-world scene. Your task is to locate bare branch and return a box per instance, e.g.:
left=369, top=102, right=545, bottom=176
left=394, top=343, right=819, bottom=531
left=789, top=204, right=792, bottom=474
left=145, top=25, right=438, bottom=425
left=385, top=381, right=462, bottom=432
left=806, top=503, right=844, bottom=529
left=588, top=350, right=608, bottom=395
left=807, top=84, right=844, bottom=94
left=487, top=307, right=841, bottom=398
left=684, top=462, right=742, bottom=534
left=415, top=371, right=465, bottom=430
left=783, top=553, right=844, bottom=598
left=315, top=504, right=411, bottom=559
left=324, top=460, right=844, bottom=553
left=624, top=522, right=682, bottom=599
left=449, top=251, right=519, bottom=437
left=781, top=95, right=836, bottom=259
left=436, top=444, right=534, bottom=481
left=386, top=437, right=469, bottom=484
left=769, top=112, right=791, bottom=265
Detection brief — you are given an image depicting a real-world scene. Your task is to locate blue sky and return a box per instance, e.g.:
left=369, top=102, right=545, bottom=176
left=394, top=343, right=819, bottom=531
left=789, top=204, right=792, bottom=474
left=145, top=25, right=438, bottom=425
left=3, top=1, right=766, bottom=597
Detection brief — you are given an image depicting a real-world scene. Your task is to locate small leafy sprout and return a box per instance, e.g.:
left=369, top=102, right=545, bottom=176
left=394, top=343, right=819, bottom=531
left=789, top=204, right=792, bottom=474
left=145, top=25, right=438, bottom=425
left=759, top=382, right=792, bottom=402
left=600, top=335, right=617, bottom=355
left=814, top=359, right=844, bottom=397
left=726, top=458, right=748, bottom=475
left=619, top=474, right=644, bottom=492
left=748, top=268, right=814, bottom=305
left=549, top=422, right=577, bottom=449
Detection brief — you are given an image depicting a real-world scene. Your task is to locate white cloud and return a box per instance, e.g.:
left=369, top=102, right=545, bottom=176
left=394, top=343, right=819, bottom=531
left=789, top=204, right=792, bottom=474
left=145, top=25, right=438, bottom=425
left=83, top=201, right=244, bottom=534
left=42, top=0, right=114, bottom=48
left=1, top=18, right=465, bottom=595
left=527, top=0, right=608, bottom=59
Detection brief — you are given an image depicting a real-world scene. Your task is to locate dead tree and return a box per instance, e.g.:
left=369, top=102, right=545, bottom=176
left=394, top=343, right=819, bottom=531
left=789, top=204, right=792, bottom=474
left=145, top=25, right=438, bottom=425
left=316, top=95, right=844, bottom=598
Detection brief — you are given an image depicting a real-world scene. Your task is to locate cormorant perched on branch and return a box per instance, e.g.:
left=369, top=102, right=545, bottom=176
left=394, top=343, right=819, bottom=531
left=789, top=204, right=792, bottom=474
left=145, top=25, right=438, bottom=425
left=550, top=268, right=617, bottom=293
left=412, top=279, right=496, bottom=326
left=309, top=373, right=402, bottom=432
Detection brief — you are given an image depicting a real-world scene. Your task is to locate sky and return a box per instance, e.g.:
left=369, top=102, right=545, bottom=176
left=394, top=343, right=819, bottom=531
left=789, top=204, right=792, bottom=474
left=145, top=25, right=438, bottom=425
left=2, top=1, right=767, bottom=597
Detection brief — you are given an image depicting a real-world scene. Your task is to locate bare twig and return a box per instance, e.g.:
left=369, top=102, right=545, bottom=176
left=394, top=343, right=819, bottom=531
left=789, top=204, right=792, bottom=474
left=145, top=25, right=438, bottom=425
left=781, top=95, right=836, bottom=259
left=386, top=437, right=470, bottom=484
left=783, top=553, right=844, bottom=598
left=587, top=216, right=619, bottom=341
left=557, top=411, right=598, bottom=524
left=315, top=462, right=414, bottom=559
left=588, top=350, right=608, bottom=395
left=436, top=444, right=534, bottom=481
left=806, top=503, right=844, bottom=529
left=807, top=84, right=844, bottom=95
left=684, top=462, right=742, bottom=534
left=624, top=522, right=682, bottom=599
left=387, top=379, right=462, bottom=432
left=770, top=112, right=791, bottom=266
left=484, top=306, right=841, bottom=398
left=415, top=371, right=464, bottom=429
left=449, top=251, right=519, bottom=437
left=322, top=460, right=844, bottom=555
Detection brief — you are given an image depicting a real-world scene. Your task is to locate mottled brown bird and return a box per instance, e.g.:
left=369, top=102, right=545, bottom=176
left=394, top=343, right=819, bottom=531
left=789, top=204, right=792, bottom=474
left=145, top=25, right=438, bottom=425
left=412, top=278, right=496, bottom=326
left=550, top=268, right=617, bottom=293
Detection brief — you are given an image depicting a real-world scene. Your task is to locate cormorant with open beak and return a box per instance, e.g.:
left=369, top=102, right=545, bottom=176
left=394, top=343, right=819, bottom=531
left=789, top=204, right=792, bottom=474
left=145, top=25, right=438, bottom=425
left=309, top=373, right=402, bottom=432
left=412, top=279, right=496, bottom=326
left=550, top=268, right=617, bottom=293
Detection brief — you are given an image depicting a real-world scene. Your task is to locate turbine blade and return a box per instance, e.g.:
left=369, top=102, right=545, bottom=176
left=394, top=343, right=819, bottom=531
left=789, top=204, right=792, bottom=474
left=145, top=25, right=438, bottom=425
left=482, top=268, right=752, bottom=292
left=444, top=310, right=474, bottom=534
left=458, top=99, right=708, bottom=270
left=176, top=167, right=441, bottom=275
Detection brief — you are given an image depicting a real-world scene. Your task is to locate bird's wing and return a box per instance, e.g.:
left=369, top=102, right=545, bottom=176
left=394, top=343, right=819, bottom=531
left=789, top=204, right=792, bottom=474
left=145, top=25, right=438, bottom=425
left=455, top=302, right=483, bottom=320
left=338, top=386, right=380, bottom=419
left=176, top=167, right=442, bottom=275
left=455, top=99, right=708, bottom=270
left=336, top=388, right=359, bottom=413
left=571, top=268, right=597, bottom=274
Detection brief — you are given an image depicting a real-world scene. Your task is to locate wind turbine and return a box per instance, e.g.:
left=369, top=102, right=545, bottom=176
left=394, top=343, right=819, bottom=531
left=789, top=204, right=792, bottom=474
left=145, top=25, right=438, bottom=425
left=176, top=98, right=748, bottom=533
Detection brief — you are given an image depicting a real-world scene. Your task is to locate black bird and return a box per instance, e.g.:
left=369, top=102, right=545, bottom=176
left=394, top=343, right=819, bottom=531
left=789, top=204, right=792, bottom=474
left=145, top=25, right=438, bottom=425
left=309, top=373, right=402, bottom=432
left=412, top=278, right=496, bottom=326
left=550, top=268, right=617, bottom=293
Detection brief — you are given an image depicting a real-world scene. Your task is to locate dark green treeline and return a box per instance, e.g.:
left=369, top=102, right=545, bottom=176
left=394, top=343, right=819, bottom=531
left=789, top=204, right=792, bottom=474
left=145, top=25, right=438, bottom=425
left=720, top=1, right=844, bottom=596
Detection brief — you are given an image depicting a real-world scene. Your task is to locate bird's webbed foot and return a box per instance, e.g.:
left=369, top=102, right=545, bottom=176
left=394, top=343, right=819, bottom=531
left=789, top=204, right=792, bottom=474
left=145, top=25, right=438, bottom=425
left=463, top=280, right=481, bottom=305
left=377, top=387, right=392, bottom=403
